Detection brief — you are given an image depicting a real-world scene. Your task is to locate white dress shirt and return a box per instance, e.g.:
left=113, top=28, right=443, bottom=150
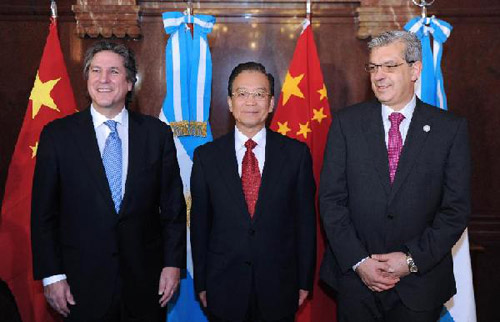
left=235, top=126, right=266, bottom=177
left=43, top=106, right=130, bottom=286
left=381, top=95, right=416, bottom=148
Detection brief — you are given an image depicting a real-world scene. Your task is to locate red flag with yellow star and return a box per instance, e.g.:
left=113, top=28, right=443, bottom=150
left=0, top=17, right=76, bottom=322
left=270, top=19, right=336, bottom=322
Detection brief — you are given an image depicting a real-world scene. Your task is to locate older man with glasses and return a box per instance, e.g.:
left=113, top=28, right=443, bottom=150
left=190, top=62, right=316, bottom=322
left=319, top=30, right=471, bottom=322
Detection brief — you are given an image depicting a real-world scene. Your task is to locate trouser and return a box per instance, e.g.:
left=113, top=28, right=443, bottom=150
left=209, top=269, right=296, bottom=322
left=64, top=278, right=165, bottom=322
left=337, top=289, right=442, bottom=322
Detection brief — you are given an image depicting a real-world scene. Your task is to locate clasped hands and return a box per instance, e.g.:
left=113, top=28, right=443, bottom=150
left=355, top=252, right=410, bottom=293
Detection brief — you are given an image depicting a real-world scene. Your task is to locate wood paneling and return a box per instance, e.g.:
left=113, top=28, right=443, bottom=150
left=0, top=1, right=499, bottom=320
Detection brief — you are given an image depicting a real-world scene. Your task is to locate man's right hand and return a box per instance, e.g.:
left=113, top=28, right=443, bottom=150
left=356, top=257, right=399, bottom=292
left=44, top=279, right=75, bottom=317
left=198, top=291, right=207, bottom=308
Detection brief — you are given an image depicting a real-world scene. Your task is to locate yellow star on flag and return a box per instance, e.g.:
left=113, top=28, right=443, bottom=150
left=297, top=122, right=312, bottom=139
left=318, top=83, right=328, bottom=101
left=281, top=72, right=305, bottom=106
left=29, top=71, right=61, bottom=119
left=312, top=108, right=328, bottom=124
left=30, top=141, right=39, bottom=159
left=277, top=121, right=291, bottom=136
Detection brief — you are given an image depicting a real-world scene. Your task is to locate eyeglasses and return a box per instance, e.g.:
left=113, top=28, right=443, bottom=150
left=232, top=89, right=270, bottom=101
left=364, top=61, right=414, bottom=73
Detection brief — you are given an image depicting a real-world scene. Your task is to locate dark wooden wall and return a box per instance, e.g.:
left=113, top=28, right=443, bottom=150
left=1, top=1, right=499, bottom=320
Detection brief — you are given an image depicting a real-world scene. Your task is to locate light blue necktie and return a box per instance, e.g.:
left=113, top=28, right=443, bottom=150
left=102, top=120, right=122, bottom=213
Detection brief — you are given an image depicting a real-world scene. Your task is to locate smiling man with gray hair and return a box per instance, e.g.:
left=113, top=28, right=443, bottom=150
left=319, top=30, right=471, bottom=321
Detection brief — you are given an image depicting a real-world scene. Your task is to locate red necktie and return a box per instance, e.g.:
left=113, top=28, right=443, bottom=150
left=241, top=139, right=261, bottom=217
left=388, top=112, right=405, bottom=184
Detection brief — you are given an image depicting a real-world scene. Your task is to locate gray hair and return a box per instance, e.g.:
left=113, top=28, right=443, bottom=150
left=368, top=30, right=422, bottom=62
left=83, top=41, right=137, bottom=84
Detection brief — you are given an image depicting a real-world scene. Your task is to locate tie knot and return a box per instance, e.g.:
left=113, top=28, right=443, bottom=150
left=245, top=139, right=257, bottom=150
left=389, top=112, right=405, bottom=126
left=104, top=120, right=118, bottom=133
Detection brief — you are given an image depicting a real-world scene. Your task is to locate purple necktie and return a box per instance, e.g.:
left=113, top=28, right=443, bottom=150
left=241, top=139, right=261, bottom=217
left=388, top=113, right=405, bottom=184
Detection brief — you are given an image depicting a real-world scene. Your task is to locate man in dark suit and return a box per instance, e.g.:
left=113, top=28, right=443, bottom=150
left=31, top=41, right=186, bottom=321
left=319, top=30, right=470, bottom=321
left=190, top=62, right=316, bottom=322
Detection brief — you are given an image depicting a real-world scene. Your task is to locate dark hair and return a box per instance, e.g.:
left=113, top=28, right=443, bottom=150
left=83, top=41, right=137, bottom=104
left=227, top=62, right=274, bottom=97
left=83, top=41, right=137, bottom=83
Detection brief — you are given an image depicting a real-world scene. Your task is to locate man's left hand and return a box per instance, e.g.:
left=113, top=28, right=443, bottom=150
left=371, top=252, right=410, bottom=278
left=298, top=289, right=309, bottom=306
left=158, top=267, right=180, bottom=307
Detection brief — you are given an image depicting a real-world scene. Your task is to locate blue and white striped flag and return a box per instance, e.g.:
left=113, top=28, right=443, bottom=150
left=405, top=17, right=477, bottom=322
left=160, top=11, right=215, bottom=322
left=405, top=16, right=452, bottom=111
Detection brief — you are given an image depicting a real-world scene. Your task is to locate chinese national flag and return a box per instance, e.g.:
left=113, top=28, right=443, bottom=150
left=0, top=18, right=76, bottom=322
left=270, top=19, right=336, bottom=322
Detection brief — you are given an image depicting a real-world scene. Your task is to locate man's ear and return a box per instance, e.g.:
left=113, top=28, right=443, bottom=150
left=268, top=96, right=275, bottom=113
left=227, top=96, right=233, bottom=112
left=411, top=61, right=423, bottom=82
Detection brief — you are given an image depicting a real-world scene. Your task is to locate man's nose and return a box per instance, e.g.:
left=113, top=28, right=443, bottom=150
left=372, top=67, right=386, bottom=81
left=245, top=94, right=258, bottom=104
left=99, top=70, right=110, bottom=83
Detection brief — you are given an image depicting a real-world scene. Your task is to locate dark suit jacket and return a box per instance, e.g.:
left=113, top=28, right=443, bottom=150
left=190, top=129, right=316, bottom=320
left=319, top=99, right=470, bottom=311
left=31, top=108, right=186, bottom=319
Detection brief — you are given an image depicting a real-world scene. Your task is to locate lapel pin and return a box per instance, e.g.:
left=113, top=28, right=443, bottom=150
left=423, top=125, right=431, bottom=133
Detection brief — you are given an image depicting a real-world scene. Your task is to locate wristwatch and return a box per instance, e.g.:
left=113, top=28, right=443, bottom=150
left=406, top=253, right=418, bottom=273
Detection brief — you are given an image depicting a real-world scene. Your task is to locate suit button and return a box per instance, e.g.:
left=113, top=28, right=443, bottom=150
left=244, top=261, right=252, bottom=266
left=388, top=213, right=394, bottom=219
left=249, top=228, right=255, bottom=236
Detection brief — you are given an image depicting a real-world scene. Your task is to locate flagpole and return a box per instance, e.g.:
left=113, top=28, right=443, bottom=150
left=50, top=0, right=57, bottom=19
left=306, top=0, right=311, bottom=21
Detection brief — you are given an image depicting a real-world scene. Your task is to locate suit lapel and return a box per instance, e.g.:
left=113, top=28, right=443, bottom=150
left=214, top=132, right=250, bottom=221
left=362, top=102, right=391, bottom=197
left=252, top=129, right=286, bottom=224
left=389, top=99, right=432, bottom=204
left=73, top=108, right=116, bottom=214
left=120, top=110, right=145, bottom=215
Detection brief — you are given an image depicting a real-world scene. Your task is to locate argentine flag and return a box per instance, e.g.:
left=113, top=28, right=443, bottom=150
left=405, top=17, right=477, bottom=322
left=160, top=11, right=215, bottom=322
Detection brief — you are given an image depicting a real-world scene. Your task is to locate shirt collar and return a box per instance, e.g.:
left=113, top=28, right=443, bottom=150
left=91, top=105, right=128, bottom=129
left=235, top=126, right=266, bottom=149
left=381, top=95, right=416, bottom=122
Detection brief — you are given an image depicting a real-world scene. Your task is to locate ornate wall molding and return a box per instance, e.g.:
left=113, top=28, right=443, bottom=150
left=356, top=0, right=419, bottom=39
left=139, top=0, right=359, bottom=24
left=1, top=1, right=499, bottom=31
left=72, top=0, right=141, bottom=38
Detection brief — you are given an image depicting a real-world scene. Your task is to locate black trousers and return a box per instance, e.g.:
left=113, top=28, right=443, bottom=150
left=64, top=278, right=165, bottom=322
left=337, top=289, right=442, bottom=322
left=209, top=269, right=295, bottom=322
left=208, top=291, right=295, bottom=322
